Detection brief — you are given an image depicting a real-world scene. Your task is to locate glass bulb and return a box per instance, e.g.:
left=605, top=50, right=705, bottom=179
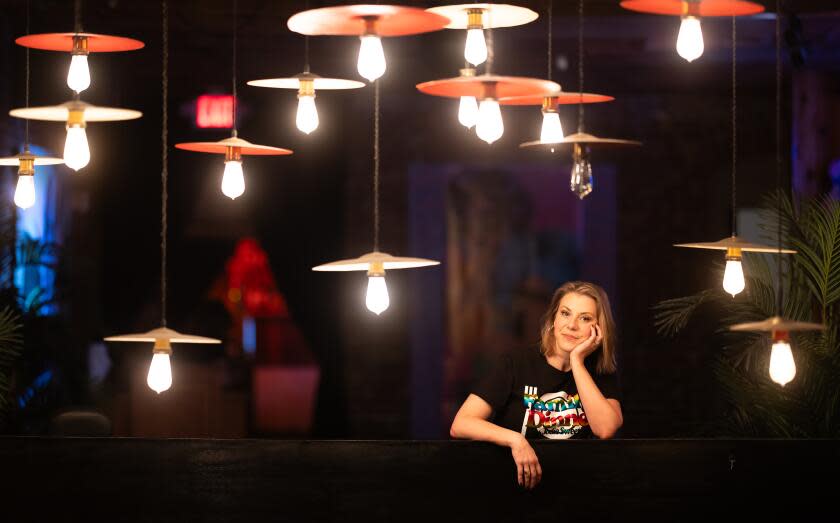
left=464, top=28, right=488, bottom=66
left=476, top=99, right=503, bottom=144
left=458, top=96, right=478, bottom=128
left=723, top=258, right=745, bottom=297
left=366, top=274, right=390, bottom=315
left=676, top=16, right=704, bottom=63
left=570, top=156, right=593, bottom=199
left=357, top=35, right=386, bottom=82
left=296, top=94, right=319, bottom=134
left=67, top=54, right=91, bottom=93
left=147, top=352, right=172, bottom=393
left=64, top=125, right=90, bottom=171
left=540, top=111, right=564, bottom=142
left=222, top=160, right=245, bottom=200
left=14, top=175, right=36, bottom=210
left=769, top=340, right=796, bottom=386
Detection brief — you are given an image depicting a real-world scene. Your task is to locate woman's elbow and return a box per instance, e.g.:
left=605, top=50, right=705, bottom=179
left=593, top=420, right=622, bottom=439
left=449, top=416, right=464, bottom=439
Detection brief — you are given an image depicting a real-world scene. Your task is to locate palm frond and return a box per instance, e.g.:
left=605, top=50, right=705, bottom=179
left=652, top=289, right=719, bottom=337
left=0, top=307, right=23, bottom=419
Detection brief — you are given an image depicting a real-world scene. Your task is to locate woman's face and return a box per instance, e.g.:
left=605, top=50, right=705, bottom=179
left=552, top=292, right=599, bottom=353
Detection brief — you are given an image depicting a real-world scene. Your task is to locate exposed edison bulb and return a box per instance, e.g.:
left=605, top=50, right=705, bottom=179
left=570, top=146, right=593, bottom=199
left=476, top=99, right=503, bottom=144
left=458, top=96, right=478, bottom=128
left=358, top=35, right=386, bottom=82
left=67, top=54, right=91, bottom=93
left=221, top=160, right=245, bottom=200
left=296, top=95, right=319, bottom=134
left=540, top=111, right=564, bottom=143
left=464, top=28, right=488, bottom=66
left=147, top=352, right=172, bottom=394
left=769, top=339, right=796, bottom=386
left=723, top=258, right=745, bottom=297
left=676, top=16, right=704, bottom=63
left=64, top=125, right=90, bottom=171
left=14, top=175, right=36, bottom=210
left=366, top=274, right=389, bottom=315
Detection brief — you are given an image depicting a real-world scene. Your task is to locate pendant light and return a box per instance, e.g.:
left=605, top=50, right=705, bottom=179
left=675, top=14, right=791, bottom=297
left=176, top=0, right=292, bottom=200
left=519, top=0, right=640, bottom=199
left=15, top=0, right=143, bottom=94
left=105, top=0, right=220, bottom=394
left=417, top=24, right=559, bottom=145
left=620, top=0, right=764, bottom=63
left=425, top=3, right=538, bottom=67
left=730, top=2, right=823, bottom=387
left=312, top=80, right=439, bottom=315
left=10, top=100, right=141, bottom=172
left=287, top=5, right=450, bottom=83
left=1, top=0, right=64, bottom=210
left=456, top=66, right=480, bottom=129
left=505, top=0, right=614, bottom=148
left=247, top=36, right=364, bottom=135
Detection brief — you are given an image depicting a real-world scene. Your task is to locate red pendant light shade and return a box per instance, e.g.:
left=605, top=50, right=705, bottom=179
left=619, top=0, right=764, bottom=17
left=16, top=32, right=144, bottom=52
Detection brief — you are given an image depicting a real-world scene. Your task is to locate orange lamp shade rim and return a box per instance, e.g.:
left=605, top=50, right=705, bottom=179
left=16, top=32, right=145, bottom=52
left=426, top=4, right=539, bottom=30
left=520, top=132, right=642, bottom=148
left=619, top=0, right=765, bottom=17
left=500, top=92, right=615, bottom=106
left=175, top=136, right=293, bottom=156
left=417, top=75, right=561, bottom=99
left=248, top=73, right=365, bottom=90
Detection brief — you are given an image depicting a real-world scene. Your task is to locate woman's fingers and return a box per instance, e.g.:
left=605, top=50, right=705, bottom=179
left=517, top=461, right=524, bottom=486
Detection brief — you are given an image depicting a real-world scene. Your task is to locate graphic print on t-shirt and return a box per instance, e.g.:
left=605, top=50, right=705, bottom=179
left=521, top=386, right=588, bottom=439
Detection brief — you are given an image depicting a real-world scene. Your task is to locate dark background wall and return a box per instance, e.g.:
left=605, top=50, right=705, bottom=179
left=1, top=0, right=839, bottom=438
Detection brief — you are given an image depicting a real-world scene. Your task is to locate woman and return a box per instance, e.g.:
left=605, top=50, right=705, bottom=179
left=449, top=281, right=623, bottom=489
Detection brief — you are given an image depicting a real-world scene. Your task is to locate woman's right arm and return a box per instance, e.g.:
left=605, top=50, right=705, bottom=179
left=450, top=394, right=542, bottom=489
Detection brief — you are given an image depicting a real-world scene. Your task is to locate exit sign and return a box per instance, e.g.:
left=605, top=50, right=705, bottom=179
left=196, top=94, right=234, bottom=128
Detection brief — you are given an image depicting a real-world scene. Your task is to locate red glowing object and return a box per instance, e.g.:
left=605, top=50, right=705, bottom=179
left=195, top=94, right=234, bottom=128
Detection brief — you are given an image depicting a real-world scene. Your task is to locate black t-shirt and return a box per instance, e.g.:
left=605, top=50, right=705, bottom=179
left=472, top=346, right=621, bottom=439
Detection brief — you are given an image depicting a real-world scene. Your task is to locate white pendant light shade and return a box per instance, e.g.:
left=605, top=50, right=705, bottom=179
left=313, top=251, right=439, bottom=272
left=676, top=16, right=704, bottom=62
left=358, top=35, right=386, bottom=82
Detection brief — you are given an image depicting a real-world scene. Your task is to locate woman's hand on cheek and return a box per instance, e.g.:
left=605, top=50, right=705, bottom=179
left=570, top=324, right=602, bottom=362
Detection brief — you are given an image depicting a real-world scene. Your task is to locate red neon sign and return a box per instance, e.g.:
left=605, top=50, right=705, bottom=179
left=196, top=94, right=234, bottom=128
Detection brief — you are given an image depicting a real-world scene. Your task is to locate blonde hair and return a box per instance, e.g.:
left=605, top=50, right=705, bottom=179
left=539, top=281, right=617, bottom=374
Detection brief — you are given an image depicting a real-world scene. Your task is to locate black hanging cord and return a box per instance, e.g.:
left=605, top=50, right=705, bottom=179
left=161, top=0, right=169, bottom=327
left=577, top=0, right=585, bottom=133
left=486, top=25, right=494, bottom=75
left=304, top=36, right=310, bottom=72
left=24, top=0, right=31, bottom=148
left=373, top=80, right=380, bottom=252
left=547, top=0, right=552, bottom=81
left=731, top=15, right=738, bottom=237
left=776, top=0, right=783, bottom=314
left=232, top=0, right=238, bottom=136
left=74, top=0, right=83, bottom=33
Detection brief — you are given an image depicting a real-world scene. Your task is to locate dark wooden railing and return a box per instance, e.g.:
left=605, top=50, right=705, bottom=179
left=1, top=438, right=836, bottom=521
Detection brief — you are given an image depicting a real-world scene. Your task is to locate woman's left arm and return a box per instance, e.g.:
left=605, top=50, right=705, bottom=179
left=570, top=325, right=623, bottom=439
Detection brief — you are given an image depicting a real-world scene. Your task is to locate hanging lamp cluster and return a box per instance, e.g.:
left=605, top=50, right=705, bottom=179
left=728, top=1, right=824, bottom=387
left=9, top=0, right=143, bottom=177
